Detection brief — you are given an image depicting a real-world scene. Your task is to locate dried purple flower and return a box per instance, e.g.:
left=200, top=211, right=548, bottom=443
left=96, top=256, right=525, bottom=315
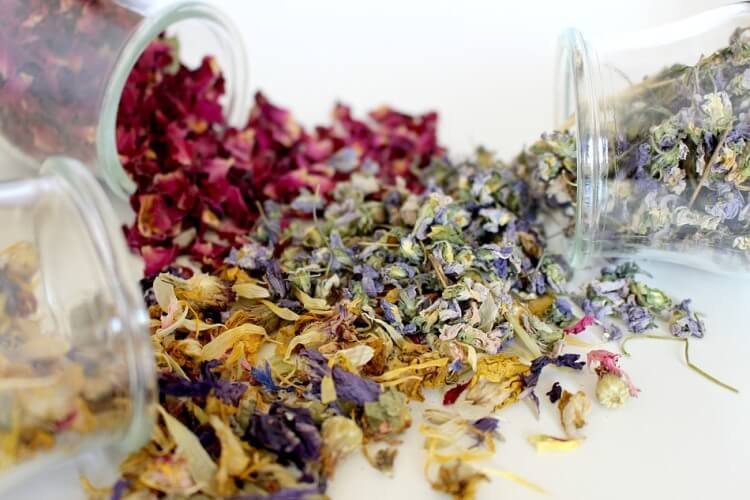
left=472, top=417, right=500, bottom=434
left=202, top=361, right=247, bottom=404
left=246, top=403, right=322, bottom=469
left=554, top=299, right=573, bottom=320
left=266, top=260, right=288, bottom=299
left=331, top=366, right=381, bottom=405
left=302, top=349, right=380, bottom=405
left=252, top=362, right=285, bottom=393
left=356, top=265, right=384, bottom=297
left=669, top=299, right=706, bottom=338
left=158, top=373, right=211, bottom=399
left=523, top=354, right=585, bottom=393
left=619, top=301, right=653, bottom=333
left=546, top=382, right=563, bottom=403
left=225, top=243, right=273, bottom=271
left=110, top=479, right=130, bottom=500
left=705, top=183, right=744, bottom=220
left=232, top=487, right=320, bottom=500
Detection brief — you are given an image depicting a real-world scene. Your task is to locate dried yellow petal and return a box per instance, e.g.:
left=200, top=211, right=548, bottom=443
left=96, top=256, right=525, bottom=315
left=201, top=323, right=266, bottom=361
left=472, top=354, right=529, bottom=386
left=528, top=434, right=583, bottom=453
left=321, top=374, right=337, bottom=404
left=157, top=406, right=217, bottom=494
left=558, top=390, right=590, bottom=438
left=210, top=415, right=250, bottom=496
left=261, top=299, right=300, bottom=321
left=233, top=282, right=270, bottom=299
left=294, top=287, right=331, bottom=311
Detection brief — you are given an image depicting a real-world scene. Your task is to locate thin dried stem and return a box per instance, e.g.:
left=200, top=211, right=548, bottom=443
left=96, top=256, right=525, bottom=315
left=620, top=334, right=739, bottom=393
left=688, top=125, right=731, bottom=209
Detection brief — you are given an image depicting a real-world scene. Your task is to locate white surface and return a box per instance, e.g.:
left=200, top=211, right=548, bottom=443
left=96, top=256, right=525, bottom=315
left=7, top=1, right=750, bottom=499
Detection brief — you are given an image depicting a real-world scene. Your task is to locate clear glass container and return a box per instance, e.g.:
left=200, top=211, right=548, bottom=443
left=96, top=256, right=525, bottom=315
left=0, top=157, right=155, bottom=492
left=558, top=2, right=750, bottom=274
left=0, top=0, right=249, bottom=198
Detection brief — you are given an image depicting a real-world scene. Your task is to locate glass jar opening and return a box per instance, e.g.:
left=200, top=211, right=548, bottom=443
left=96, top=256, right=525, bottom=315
left=98, top=1, right=250, bottom=199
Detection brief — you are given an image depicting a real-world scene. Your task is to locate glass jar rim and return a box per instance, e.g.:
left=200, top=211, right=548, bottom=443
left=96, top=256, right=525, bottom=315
left=97, top=0, right=250, bottom=199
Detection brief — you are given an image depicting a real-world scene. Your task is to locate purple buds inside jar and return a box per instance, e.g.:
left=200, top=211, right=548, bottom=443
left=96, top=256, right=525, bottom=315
left=553, top=3, right=750, bottom=274
left=0, top=0, right=249, bottom=198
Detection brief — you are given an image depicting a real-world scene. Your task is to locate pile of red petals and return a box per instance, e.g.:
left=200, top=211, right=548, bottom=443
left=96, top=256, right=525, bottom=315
left=0, top=0, right=138, bottom=161
left=118, top=39, right=445, bottom=276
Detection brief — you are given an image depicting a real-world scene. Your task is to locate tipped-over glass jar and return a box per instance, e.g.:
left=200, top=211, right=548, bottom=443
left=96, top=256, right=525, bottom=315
left=0, top=0, right=249, bottom=198
left=0, top=157, right=155, bottom=492
left=557, top=2, right=750, bottom=274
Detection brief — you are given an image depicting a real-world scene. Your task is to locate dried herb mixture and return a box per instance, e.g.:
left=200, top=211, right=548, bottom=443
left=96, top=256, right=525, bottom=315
left=103, top=32, right=739, bottom=500
left=108, top=148, right=711, bottom=499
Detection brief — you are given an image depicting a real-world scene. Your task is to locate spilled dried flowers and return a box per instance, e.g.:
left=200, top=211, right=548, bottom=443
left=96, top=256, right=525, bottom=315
left=96, top=34, right=741, bottom=500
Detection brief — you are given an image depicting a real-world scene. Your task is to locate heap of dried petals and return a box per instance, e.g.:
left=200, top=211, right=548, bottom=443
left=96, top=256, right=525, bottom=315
left=108, top=38, right=723, bottom=500
left=118, top=38, right=444, bottom=276
left=0, top=0, right=138, bottom=163
left=114, top=146, right=656, bottom=500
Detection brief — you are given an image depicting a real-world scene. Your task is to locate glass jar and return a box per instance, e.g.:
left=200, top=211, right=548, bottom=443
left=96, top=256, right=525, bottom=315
left=0, top=0, right=249, bottom=198
left=557, top=2, right=750, bottom=274
left=0, top=156, right=155, bottom=492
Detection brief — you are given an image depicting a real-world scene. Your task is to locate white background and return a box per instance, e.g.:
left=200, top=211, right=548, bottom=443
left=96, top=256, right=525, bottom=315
left=9, top=1, right=750, bottom=500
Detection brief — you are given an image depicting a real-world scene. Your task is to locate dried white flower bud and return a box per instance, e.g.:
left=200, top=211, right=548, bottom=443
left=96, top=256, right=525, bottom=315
left=595, top=373, right=631, bottom=409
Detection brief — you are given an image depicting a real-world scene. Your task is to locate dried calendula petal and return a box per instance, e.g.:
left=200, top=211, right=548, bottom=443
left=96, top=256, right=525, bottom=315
left=430, top=460, right=488, bottom=500
left=201, top=323, right=266, bottom=361
left=320, top=374, right=337, bottom=404
left=334, top=345, right=375, bottom=368
left=528, top=434, right=583, bottom=453
left=471, top=354, right=529, bottom=385
left=261, top=299, right=300, bottom=321
left=157, top=406, right=218, bottom=494
left=210, top=415, right=250, bottom=495
left=558, top=390, right=591, bottom=438
left=294, top=288, right=331, bottom=312
left=232, top=282, right=271, bottom=300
